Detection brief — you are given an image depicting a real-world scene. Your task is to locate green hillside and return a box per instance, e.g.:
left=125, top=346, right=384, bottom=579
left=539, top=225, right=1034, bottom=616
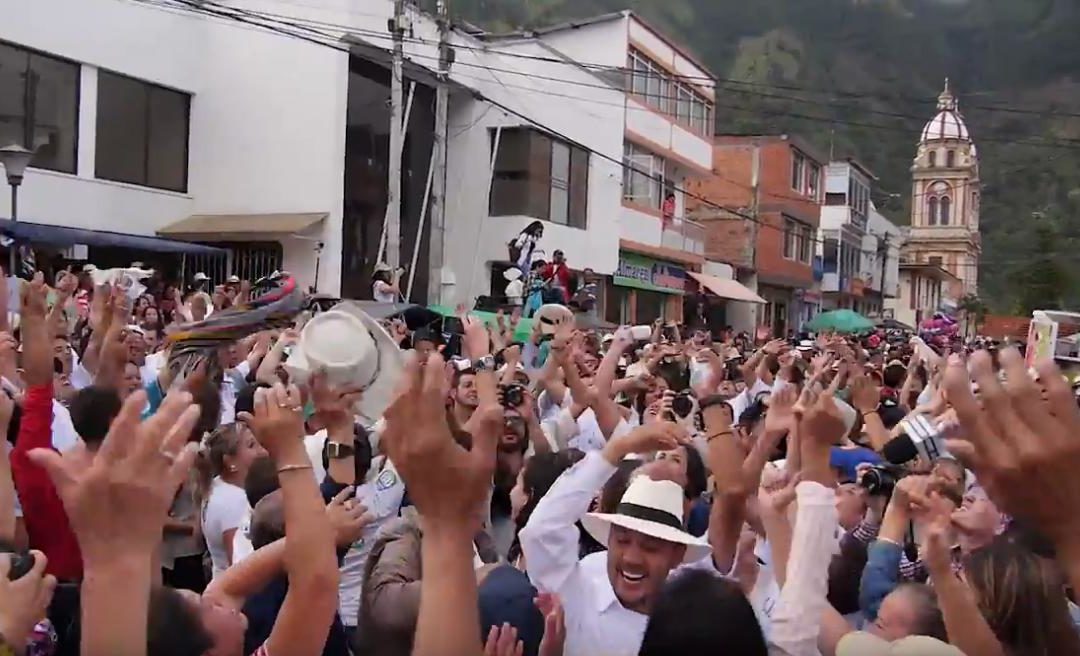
left=445, top=0, right=1080, bottom=313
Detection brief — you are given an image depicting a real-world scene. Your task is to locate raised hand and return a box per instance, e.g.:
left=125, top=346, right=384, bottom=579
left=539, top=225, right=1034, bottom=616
left=849, top=373, right=881, bottom=414
left=765, top=384, right=798, bottom=438
left=27, top=390, right=201, bottom=562
left=603, top=422, right=687, bottom=464
left=484, top=623, right=523, bottom=656
left=325, top=486, right=373, bottom=548
left=942, top=348, right=1080, bottom=551
left=0, top=551, right=56, bottom=651
left=461, top=313, right=491, bottom=361
left=536, top=593, right=566, bottom=656
left=382, top=352, right=498, bottom=529
left=237, top=383, right=305, bottom=460
left=309, top=371, right=363, bottom=424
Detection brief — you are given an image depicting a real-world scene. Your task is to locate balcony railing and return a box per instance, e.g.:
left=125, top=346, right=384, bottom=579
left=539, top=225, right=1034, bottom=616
left=661, top=217, right=706, bottom=256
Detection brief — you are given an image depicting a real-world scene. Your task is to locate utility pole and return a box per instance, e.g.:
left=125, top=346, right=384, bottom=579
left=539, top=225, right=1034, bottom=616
left=749, top=140, right=762, bottom=332
left=428, top=0, right=452, bottom=304
left=384, top=0, right=406, bottom=269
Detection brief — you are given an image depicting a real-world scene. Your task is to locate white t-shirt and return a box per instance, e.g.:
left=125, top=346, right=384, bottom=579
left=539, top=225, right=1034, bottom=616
left=201, top=477, right=250, bottom=580
left=52, top=402, right=81, bottom=453
left=728, top=379, right=772, bottom=424
left=218, top=361, right=251, bottom=426
left=372, top=280, right=396, bottom=303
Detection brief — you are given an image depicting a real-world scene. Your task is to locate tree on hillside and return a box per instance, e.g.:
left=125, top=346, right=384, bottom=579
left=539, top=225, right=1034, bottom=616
left=1013, top=214, right=1072, bottom=314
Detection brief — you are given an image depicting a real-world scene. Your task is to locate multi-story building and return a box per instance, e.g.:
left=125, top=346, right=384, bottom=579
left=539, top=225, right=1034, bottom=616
left=887, top=261, right=959, bottom=328
left=818, top=158, right=877, bottom=312
left=902, top=80, right=980, bottom=298
left=524, top=11, right=716, bottom=324
left=687, top=134, right=824, bottom=336
left=1, top=0, right=627, bottom=306
left=858, top=203, right=904, bottom=318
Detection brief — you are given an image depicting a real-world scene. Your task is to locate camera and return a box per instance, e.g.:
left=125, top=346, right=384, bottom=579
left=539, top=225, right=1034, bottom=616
left=858, top=464, right=907, bottom=497
left=0, top=547, right=34, bottom=581
left=500, top=383, right=525, bottom=408
left=671, top=391, right=695, bottom=419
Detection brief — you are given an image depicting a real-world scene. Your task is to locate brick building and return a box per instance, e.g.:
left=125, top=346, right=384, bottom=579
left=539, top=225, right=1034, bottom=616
left=687, top=134, right=824, bottom=336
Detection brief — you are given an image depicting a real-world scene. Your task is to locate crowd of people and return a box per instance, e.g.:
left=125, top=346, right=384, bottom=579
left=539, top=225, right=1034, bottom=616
left=2, top=262, right=1080, bottom=656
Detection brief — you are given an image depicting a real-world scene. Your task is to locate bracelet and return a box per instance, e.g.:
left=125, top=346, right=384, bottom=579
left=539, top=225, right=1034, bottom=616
left=277, top=463, right=313, bottom=474
left=877, top=536, right=902, bottom=547
left=862, top=410, right=878, bottom=418
left=706, top=430, right=733, bottom=443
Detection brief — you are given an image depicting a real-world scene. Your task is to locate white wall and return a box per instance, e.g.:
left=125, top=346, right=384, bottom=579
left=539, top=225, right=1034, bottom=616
left=440, top=37, right=624, bottom=307
left=535, top=19, right=629, bottom=68
left=2, top=0, right=349, bottom=293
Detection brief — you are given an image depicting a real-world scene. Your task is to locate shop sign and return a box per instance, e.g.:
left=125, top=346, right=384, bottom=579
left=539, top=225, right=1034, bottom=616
left=850, top=277, right=865, bottom=297
left=614, top=252, right=686, bottom=294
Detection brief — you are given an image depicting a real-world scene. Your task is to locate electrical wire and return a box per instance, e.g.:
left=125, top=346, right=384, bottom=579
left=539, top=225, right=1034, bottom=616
left=121, top=0, right=1053, bottom=271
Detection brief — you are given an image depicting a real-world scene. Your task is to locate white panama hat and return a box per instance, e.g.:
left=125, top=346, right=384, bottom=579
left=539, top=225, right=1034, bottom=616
left=581, top=476, right=712, bottom=564
left=284, top=301, right=404, bottom=424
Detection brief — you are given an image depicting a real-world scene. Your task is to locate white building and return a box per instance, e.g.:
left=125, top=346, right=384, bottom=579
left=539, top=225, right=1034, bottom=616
left=0, top=0, right=628, bottom=305
left=887, top=262, right=959, bottom=329
left=511, top=11, right=716, bottom=324
left=817, top=158, right=876, bottom=311
left=859, top=203, right=904, bottom=317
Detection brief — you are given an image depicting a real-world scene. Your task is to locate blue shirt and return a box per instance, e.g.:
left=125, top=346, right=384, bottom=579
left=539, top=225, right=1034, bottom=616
left=830, top=446, right=882, bottom=483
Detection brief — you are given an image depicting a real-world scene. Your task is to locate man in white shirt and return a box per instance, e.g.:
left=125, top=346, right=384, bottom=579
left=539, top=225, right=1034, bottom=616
left=519, top=422, right=725, bottom=656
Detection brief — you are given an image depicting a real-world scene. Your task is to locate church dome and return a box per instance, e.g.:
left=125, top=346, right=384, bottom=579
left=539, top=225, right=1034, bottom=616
left=920, top=79, right=970, bottom=142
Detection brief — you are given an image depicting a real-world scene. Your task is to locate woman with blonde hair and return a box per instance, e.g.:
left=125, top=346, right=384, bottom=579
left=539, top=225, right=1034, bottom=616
left=193, top=423, right=266, bottom=580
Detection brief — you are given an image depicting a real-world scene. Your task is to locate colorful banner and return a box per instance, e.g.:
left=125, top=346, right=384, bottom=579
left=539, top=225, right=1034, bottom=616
left=613, top=252, right=686, bottom=294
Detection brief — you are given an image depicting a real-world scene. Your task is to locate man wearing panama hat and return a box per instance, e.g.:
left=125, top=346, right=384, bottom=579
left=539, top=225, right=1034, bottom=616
left=519, top=422, right=720, bottom=656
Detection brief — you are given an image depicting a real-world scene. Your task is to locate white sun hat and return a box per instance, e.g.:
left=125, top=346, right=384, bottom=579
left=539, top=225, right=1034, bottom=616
left=536, top=303, right=574, bottom=336
left=581, top=476, right=711, bottom=564
left=284, top=300, right=404, bottom=423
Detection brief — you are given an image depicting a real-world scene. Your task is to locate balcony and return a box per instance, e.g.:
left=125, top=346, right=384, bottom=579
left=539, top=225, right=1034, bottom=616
left=662, top=217, right=706, bottom=256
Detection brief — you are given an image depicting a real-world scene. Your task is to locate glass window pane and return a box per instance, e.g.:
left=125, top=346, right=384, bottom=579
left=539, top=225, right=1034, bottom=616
left=0, top=43, right=26, bottom=149
left=147, top=85, right=189, bottom=191
left=96, top=71, right=148, bottom=185
left=569, top=146, right=588, bottom=229
left=0, top=43, right=79, bottom=174
left=549, top=141, right=570, bottom=225
left=27, top=52, right=79, bottom=173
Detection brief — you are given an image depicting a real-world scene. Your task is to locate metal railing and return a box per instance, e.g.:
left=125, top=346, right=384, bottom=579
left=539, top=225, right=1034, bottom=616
left=661, top=216, right=706, bottom=256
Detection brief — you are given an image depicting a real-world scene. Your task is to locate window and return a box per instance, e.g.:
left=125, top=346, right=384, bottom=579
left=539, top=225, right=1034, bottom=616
left=96, top=70, right=189, bottom=191
left=946, top=150, right=956, bottom=167
left=939, top=196, right=951, bottom=225
left=627, top=49, right=713, bottom=135
left=491, top=127, right=589, bottom=228
left=623, top=141, right=665, bottom=209
left=791, top=152, right=805, bottom=191
left=928, top=197, right=939, bottom=226
left=807, top=162, right=821, bottom=200
left=0, top=40, right=79, bottom=173
left=549, top=141, right=570, bottom=225
left=909, top=274, right=916, bottom=310
left=783, top=218, right=812, bottom=264
left=928, top=150, right=937, bottom=167
left=929, top=256, right=943, bottom=266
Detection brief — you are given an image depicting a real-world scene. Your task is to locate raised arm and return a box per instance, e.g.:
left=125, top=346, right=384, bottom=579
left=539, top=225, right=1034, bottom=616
left=238, top=383, right=340, bottom=656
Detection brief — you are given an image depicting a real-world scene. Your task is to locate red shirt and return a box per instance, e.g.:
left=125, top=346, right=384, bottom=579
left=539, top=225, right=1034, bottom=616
left=11, top=385, right=83, bottom=580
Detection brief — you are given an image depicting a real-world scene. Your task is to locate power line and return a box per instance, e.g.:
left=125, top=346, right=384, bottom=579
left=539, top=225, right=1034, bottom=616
left=124, top=0, right=1072, bottom=269
left=197, top=0, right=1080, bottom=121
left=190, top=0, right=1080, bottom=152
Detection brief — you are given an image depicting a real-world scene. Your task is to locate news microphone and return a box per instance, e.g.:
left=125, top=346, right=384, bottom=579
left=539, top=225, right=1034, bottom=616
left=881, top=414, right=949, bottom=465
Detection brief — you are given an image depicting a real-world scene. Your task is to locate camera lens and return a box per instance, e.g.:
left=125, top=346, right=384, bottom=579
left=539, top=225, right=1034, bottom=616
left=671, top=393, right=693, bottom=418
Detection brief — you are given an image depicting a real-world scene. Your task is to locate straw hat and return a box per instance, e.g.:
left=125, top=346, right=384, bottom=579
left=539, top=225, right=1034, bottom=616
left=284, top=301, right=404, bottom=423
left=581, top=476, right=711, bottom=564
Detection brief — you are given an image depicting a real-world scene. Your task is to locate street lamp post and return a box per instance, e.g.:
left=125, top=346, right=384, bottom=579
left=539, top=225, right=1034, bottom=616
left=0, top=144, right=35, bottom=276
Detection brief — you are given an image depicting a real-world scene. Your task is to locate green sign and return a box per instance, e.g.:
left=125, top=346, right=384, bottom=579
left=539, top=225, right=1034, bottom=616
left=613, top=252, right=686, bottom=294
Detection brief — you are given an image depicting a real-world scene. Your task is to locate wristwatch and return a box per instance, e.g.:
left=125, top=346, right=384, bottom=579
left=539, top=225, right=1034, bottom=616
left=473, top=355, right=497, bottom=373
left=325, top=442, right=356, bottom=460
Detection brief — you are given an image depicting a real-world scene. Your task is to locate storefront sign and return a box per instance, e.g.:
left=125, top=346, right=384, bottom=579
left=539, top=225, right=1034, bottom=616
left=850, top=278, right=865, bottom=297
left=614, top=252, right=686, bottom=294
